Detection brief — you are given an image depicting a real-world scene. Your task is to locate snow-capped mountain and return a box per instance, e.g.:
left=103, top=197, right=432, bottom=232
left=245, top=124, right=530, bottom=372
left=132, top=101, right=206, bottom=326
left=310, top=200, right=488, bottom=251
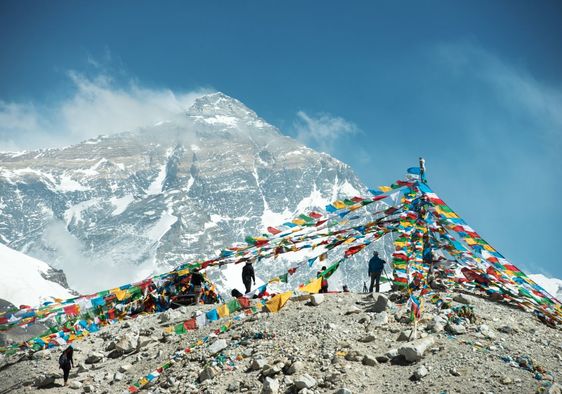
left=0, top=243, right=74, bottom=307
left=0, top=92, right=368, bottom=294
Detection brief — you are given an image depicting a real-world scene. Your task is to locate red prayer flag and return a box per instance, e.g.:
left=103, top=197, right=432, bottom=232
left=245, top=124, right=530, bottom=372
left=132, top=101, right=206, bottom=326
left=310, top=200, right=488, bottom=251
left=183, top=319, right=196, bottom=330
left=267, top=226, right=281, bottom=235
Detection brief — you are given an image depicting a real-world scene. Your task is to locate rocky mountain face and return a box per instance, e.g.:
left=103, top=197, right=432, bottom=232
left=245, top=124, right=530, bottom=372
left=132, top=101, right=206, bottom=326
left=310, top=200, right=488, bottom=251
left=0, top=93, right=368, bottom=294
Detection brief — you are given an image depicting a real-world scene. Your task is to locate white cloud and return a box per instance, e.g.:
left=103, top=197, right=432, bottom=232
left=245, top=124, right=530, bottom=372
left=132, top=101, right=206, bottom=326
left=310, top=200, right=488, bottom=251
left=292, top=111, right=359, bottom=154
left=0, top=72, right=212, bottom=151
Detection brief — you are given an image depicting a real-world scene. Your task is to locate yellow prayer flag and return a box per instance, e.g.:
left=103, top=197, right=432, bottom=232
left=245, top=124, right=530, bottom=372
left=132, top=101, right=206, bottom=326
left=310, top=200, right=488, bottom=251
left=333, top=200, right=346, bottom=209
left=379, top=186, right=392, bottom=192
left=217, top=304, right=230, bottom=318
left=265, top=291, right=293, bottom=313
left=114, top=289, right=128, bottom=301
left=300, top=277, right=322, bottom=294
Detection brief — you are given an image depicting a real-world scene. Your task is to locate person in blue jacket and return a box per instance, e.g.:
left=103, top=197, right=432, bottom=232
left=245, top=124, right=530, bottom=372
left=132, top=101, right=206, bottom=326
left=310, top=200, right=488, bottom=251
left=368, top=251, right=386, bottom=293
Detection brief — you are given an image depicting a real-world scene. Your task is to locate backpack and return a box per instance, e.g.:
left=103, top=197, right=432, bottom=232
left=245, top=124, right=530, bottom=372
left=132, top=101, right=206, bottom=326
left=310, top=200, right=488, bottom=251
left=59, top=352, right=68, bottom=368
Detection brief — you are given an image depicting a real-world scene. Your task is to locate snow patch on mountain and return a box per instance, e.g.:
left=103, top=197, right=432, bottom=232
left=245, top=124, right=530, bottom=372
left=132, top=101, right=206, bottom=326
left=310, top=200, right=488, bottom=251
left=0, top=243, right=73, bottom=307
left=110, top=194, right=134, bottom=216
left=146, top=210, right=178, bottom=242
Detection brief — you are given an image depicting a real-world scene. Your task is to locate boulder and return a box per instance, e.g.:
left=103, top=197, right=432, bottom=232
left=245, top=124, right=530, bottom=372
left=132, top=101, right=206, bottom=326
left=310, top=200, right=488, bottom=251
left=362, top=355, right=378, bottom=366
left=478, top=324, right=496, bottom=339
left=446, top=323, right=467, bottom=335
left=113, top=371, right=124, bottom=382
left=345, top=306, right=361, bottom=315
left=286, top=360, right=304, bottom=375
left=107, top=349, right=124, bottom=359
left=398, top=336, right=435, bottom=362
left=359, top=334, right=376, bottom=343
left=32, top=349, right=50, bottom=360
left=208, top=338, right=228, bottom=355
left=85, top=352, right=104, bottom=364
left=261, top=377, right=280, bottom=394
left=335, top=389, right=352, bottom=394
left=69, top=380, right=82, bottom=389
left=115, top=333, right=138, bottom=353
left=397, top=329, right=413, bottom=341
left=295, top=374, right=317, bottom=389
left=368, top=294, right=389, bottom=313
left=119, top=363, right=132, bottom=373
left=33, top=374, right=57, bottom=388
left=371, top=311, right=389, bottom=327
left=250, top=358, right=267, bottom=371
left=198, top=366, right=216, bottom=382
left=412, top=365, right=428, bottom=380
left=83, top=385, right=95, bottom=393
left=310, top=294, right=324, bottom=306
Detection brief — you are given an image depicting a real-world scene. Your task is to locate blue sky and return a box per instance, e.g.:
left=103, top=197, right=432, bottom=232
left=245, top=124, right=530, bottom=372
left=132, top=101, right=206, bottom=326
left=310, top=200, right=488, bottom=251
left=1, top=1, right=561, bottom=277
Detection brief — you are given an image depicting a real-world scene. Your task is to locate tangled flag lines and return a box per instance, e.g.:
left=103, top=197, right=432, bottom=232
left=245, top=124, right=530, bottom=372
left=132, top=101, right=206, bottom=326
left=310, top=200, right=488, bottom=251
left=1, top=166, right=560, bottom=362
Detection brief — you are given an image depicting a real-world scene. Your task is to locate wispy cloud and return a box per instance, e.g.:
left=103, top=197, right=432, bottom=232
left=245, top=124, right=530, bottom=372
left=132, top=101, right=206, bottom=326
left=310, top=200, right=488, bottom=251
left=292, top=111, right=360, bottom=154
left=0, top=71, right=212, bottom=151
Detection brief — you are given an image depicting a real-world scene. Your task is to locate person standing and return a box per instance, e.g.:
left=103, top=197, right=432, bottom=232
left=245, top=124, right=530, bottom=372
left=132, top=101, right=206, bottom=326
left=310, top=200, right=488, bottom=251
left=242, top=261, right=255, bottom=294
left=317, top=266, right=329, bottom=293
left=58, top=345, right=74, bottom=386
left=368, top=251, right=386, bottom=293
left=190, top=268, right=204, bottom=304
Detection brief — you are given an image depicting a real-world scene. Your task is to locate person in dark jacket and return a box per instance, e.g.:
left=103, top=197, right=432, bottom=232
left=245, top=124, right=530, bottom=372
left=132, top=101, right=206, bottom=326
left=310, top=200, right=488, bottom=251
left=317, top=266, right=329, bottom=293
left=190, top=268, right=204, bottom=304
left=58, top=345, right=74, bottom=386
left=242, top=261, right=255, bottom=294
left=368, top=251, right=385, bottom=293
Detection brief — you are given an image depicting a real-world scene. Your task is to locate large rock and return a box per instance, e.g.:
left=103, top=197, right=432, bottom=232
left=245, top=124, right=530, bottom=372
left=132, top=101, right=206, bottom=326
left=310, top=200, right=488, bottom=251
left=362, top=355, right=378, bottom=366
left=198, top=366, right=217, bottom=382
left=286, top=360, right=304, bottom=375
left=368, top=294, right=389, bottom=313
left=446, top=322, right=467, bottom=335
left=412, top=365, right=428, bottom=380
left=262, top=377, right=280, bottom=394
left=398, top=336, right=435, bottom=362
left=208, top=339, right=228, bottom=355
left=295, top=374, right=317, bottom=389
left=115, top=332, right=138, bottom=353
left=310, top=294, right=325, bottom=306
left=371, top=311, right=389, bottom=327
left=69, top=380, right=83, bottom=389
left=32, top=349, right=50, bottom=360
left=250, top=358, right=267, bottom=371
left=33, top=374, right=57, bottom=388
left=478, top=324, right=496, bottom=339
left=359, top=334, right=376, bottom=343
left=85, top=352, right=104, bottom=364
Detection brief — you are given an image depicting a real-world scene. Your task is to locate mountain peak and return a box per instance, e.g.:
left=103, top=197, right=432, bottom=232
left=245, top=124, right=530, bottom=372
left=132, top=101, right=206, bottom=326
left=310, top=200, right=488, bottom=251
left=186, top=92, right=257, bottom=120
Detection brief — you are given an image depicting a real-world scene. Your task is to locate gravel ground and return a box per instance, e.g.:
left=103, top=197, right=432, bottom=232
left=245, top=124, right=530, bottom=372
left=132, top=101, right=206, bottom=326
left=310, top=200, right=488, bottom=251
left=1, top=291, right=561, bottom=394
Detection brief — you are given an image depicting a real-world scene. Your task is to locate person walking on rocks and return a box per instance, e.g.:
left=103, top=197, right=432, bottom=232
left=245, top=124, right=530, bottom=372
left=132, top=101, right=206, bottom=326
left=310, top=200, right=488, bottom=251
left=242, top=261, right=255, bottom=294
left=368, top=251, right=385, bottom=293
left=58, top=345, right=74, bottom=386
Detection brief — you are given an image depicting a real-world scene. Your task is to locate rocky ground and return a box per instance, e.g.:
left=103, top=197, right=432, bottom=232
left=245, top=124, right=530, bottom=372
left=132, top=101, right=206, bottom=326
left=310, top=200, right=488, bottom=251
left=1, top=291, right=561, bottom=394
